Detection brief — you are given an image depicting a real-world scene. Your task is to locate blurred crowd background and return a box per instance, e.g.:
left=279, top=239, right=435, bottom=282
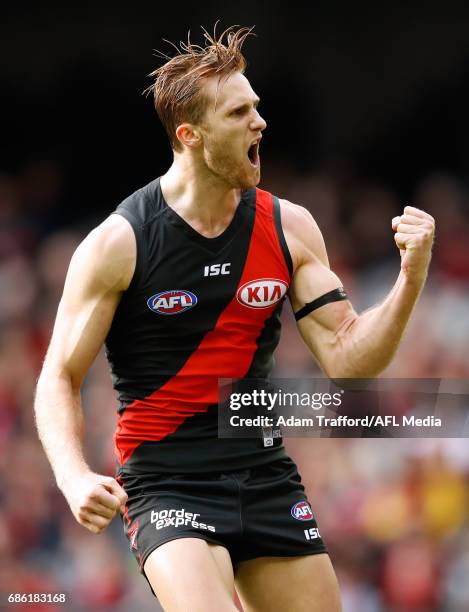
left=1, top=2, right=469, bottom=611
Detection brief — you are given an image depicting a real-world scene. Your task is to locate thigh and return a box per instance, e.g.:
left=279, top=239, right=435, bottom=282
left=145, top=538, right=238, bottom=612
left=235, top=553, right=342, bottom=612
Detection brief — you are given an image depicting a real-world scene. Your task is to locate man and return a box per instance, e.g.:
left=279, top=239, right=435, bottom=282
left=35, top=26, right=435, bottom=611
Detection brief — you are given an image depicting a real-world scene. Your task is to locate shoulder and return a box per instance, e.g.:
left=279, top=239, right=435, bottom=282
left=69, top=214, right=136, bottom=293
left=117, top=178, right=160, bottom=222
left=278, top=198, right=329, bottom=268
left=278, top=198, right=320, bottom=234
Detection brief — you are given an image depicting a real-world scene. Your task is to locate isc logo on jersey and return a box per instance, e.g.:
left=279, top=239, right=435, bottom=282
left=291, top=501, right=314, bottom=521
left=237, top=278, right=288, bottom=309
left=147, top=290, right=197, bottom=315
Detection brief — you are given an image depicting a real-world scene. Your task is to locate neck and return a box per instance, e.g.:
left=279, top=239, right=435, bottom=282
left=160, top=154, right=242, bottom=236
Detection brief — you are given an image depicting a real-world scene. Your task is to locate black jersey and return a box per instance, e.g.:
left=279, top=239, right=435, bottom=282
left=105, top=178, right=293, bottom=474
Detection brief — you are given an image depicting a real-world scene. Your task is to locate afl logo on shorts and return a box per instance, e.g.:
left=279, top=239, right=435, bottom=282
left=147, top=290, right=197, bottom=315
left=291, top=501, right=314, bottom=521
left=237, top=278, right=288, bottom=309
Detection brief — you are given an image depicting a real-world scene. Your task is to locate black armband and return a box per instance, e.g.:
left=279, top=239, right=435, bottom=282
left=294, top=287, right=348, bottom=321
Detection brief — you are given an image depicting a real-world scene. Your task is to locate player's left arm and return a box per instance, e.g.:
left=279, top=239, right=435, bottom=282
left=280, top=200, right=435, bottom=378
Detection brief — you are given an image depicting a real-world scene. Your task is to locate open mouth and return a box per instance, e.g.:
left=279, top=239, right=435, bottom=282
left=247, top=140, right=260, bottom=168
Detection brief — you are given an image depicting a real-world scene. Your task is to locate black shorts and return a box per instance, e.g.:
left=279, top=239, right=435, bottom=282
left=117, top=456, right=327, bottom=583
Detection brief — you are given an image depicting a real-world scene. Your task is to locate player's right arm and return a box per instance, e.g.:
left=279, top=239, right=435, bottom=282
left=34, top=214, right=135, bottom=534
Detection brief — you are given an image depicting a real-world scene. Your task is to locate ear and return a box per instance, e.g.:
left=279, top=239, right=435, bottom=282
left=175, top=123, right=202, bottom=149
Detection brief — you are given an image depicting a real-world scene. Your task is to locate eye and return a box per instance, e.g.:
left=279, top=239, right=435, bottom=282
left=231, top=107, right=246, bottom=116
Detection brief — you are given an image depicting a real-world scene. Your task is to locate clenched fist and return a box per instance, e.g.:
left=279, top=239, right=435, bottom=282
left=392, top=206, right=435, bottom=285
left=61, top=471, right=128, bottom=534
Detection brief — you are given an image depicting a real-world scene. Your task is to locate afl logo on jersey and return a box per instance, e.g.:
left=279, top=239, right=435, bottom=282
left=237, top=278, right=288, bottom=309
left=291, top=501, right=314, bottom=521
left=147, top=290, right=197, bottom=315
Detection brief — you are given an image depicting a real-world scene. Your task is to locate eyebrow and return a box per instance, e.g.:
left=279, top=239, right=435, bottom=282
left=227, top=97, right=261, bottom=112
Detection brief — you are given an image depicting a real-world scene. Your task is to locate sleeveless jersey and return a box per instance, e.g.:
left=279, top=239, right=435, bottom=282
left=105, top=177, right=293, bottom=474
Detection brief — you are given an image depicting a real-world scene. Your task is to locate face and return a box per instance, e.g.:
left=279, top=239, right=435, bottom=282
left=197, top=72, right=267, bottom=189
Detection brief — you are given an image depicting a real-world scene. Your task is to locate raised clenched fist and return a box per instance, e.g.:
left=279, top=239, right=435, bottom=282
left=392, top=205, right=435, bottom=285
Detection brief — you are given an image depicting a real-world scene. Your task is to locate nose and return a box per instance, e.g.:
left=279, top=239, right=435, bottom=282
left=250, top=109, right=267, bottom=132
